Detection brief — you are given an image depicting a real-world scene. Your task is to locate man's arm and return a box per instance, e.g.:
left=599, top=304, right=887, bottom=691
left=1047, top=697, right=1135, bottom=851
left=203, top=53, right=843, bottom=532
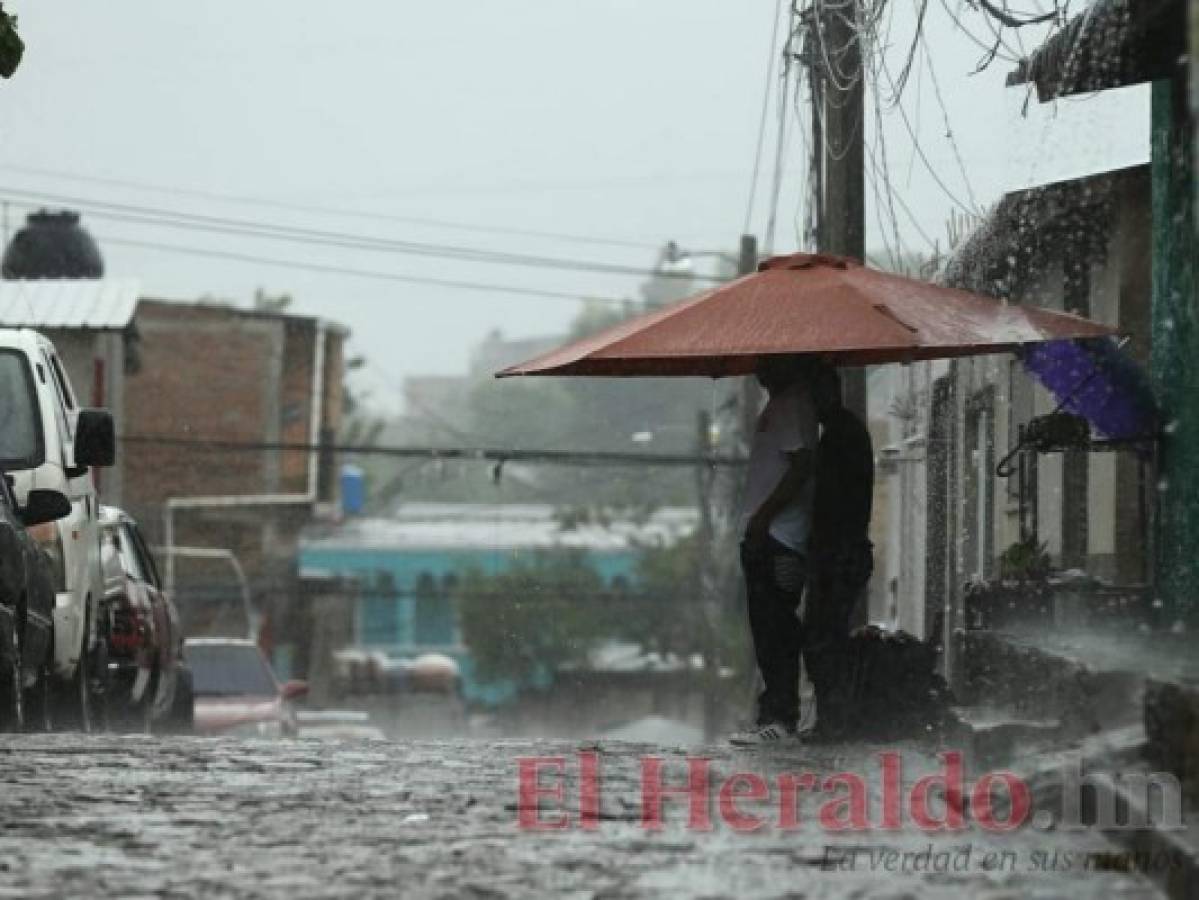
left=746, top=448, right=814, bottom=544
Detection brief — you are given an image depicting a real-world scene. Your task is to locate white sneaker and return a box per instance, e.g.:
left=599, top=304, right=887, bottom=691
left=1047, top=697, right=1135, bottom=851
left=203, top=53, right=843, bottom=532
left=728, top=723, right=796, bottom=746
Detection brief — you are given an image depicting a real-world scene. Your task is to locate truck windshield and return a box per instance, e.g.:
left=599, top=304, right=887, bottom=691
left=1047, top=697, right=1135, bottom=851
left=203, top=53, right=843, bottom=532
left=0, top=351, right=41, bottom=468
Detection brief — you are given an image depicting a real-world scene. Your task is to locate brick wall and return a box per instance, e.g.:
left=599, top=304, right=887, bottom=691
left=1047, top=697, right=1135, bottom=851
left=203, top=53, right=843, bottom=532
left=119, top=300, right=346, bottom=638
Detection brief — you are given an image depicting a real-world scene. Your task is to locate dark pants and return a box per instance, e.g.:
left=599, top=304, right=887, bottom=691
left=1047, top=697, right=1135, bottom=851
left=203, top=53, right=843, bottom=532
left=741, top=536, right=807, bottom=730
left=803, top=540, right=874, bottom=733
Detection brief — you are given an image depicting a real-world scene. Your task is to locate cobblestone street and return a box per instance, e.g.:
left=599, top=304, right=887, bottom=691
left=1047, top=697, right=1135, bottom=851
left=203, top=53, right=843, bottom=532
left=0, top=734, right=1169, bottom=898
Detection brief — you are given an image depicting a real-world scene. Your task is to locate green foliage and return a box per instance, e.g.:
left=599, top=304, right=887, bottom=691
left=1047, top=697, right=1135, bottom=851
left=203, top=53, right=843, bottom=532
left=253, top=287, right=293, bottom=312
left=350, top=260, right=731, bottom=508
left=466, top=377, right=577, bottom=450
left=628, top=534, right=749, bottom=666
left=455, top=551, right=618, bottom=682
left=567, top=299, right=640, bottom=341
left=998, top=535, right=1051, bottom=582
left=455, top=534, right=749, bottom=689
left=0, top=6, right=22, bottom=80
left=624, top=533, right=701, bottom=657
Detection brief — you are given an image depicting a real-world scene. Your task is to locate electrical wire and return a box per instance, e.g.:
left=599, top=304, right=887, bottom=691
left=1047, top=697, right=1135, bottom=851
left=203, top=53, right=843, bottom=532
left=743, top=0, right=788, bottom=235
left=764, top=3, right=798, bottom=254
left=0, top=186, right=724, bottom=284
left=0, top=162, right=661, bottom=252
left=935, top=0, right=1022, bottom=66
left=884, top=0, right=930, bottom=107
left=101, top=235, right=632, bottom=305
left=917, top=33, right=982, bottom=213
left=118, top=434, right=746, bottom=468
left=873, top=56, right=981, bottom=216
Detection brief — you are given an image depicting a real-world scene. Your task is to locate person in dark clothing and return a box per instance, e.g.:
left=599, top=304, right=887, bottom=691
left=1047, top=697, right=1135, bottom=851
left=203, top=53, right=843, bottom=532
left=804, top=363, right=875, bottom=740
left=729, top=356, right=818, bottom=746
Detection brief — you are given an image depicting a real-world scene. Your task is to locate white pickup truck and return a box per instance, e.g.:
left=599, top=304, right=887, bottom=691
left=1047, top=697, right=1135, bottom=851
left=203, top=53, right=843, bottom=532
left=0, top=328, right=114, bottom=730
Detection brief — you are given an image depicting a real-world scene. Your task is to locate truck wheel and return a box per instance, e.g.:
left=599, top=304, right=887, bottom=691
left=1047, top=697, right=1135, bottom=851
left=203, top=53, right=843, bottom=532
left=0, top=628, right=23, bottom=732
left=51, top=652, right=92, bottom=732
left=51, top=609, right=95, bottom=732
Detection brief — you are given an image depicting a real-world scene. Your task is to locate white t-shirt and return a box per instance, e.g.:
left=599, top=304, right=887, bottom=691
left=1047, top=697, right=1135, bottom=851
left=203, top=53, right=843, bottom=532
left=739, top=381, right=818, bottom=552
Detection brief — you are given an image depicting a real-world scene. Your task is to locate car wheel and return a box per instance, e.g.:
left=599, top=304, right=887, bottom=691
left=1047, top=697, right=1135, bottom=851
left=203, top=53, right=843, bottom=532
left=23, top=661, right=52, bottom=733
left=87, top=628, right=110, bottom=733
left=165, top=666, right=194, bottom=735
left=109, top=669, right=153, bottom=735
left=0, top=626, right=23, bottom=732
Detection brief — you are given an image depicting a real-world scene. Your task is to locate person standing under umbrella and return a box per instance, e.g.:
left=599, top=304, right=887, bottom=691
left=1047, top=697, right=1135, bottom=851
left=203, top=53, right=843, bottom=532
left=730, top=356, right=819, bottom=745
left=804, top=363, right=875, bottom=741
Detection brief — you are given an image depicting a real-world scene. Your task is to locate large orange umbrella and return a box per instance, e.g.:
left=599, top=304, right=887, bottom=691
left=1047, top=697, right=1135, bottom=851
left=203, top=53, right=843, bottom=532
left=497, top=253, right=1116, bottom=378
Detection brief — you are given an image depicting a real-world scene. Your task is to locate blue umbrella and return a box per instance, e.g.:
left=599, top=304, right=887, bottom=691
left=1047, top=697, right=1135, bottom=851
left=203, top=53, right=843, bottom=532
left=1020, top=337, right=1160, bottom=442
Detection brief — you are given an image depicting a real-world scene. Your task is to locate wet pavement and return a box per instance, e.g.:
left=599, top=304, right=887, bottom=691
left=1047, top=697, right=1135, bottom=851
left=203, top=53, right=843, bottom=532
left=0, top=733, right=1169, bottom=898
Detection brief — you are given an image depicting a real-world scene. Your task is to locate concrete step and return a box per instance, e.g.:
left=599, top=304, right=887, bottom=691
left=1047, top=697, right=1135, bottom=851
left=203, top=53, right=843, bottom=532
left=1145, top=679, right=1199, bottom=808
left=956, top=704, right=1064, bottom=767
left=963, top=629, right=1145, bottom=738
left=1015, top=725, right=1199, bottom=900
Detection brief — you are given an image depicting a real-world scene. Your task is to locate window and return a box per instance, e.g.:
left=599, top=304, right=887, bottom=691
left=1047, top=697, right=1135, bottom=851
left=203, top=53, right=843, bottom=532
left=0, top=351, right=43, bottom=468
left=128, top=525, right=163, bottom=589
left=42, top=351, right=73, bottom=441
left=185, top=643, right=277, bottom=697
left=112, top=527, right=146, bottom=581
left=49, top=354, right=76, bottom=410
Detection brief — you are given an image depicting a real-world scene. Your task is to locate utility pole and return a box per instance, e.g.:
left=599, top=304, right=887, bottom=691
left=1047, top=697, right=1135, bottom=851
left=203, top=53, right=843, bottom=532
left=695, top=409, right=719, bottom=741
left=806, top=0, right=867, bottom=418
left=736, top=234, right=761, bottom=447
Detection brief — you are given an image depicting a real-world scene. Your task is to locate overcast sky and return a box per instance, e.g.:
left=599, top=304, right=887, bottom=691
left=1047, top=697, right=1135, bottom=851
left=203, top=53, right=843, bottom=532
left=0, top=1, right=1144, bottom=413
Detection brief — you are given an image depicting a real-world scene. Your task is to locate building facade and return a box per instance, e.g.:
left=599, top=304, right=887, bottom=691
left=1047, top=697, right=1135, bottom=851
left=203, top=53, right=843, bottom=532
left=299, top=502, right=697, bottom=704
left=120, top=300, right=347, bottom=637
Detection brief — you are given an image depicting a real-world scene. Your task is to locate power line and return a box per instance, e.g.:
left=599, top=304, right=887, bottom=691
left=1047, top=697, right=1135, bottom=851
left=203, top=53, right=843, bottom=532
left=764, top=3, right=798, bottom=254
left=0, top=161, right=661, bottom=252
left=918, top=33, right=982, bottom=213
left=873, top=55, right=980, bottom=217
left=118, top=434, right=746, bottom=468
left=0, top=187, right=724, bottom=284
left=935, top=0, right=1022, bottom=67
left=743, top=0, right=788, bottom=234
left=102, top=236, right=631, bottom=305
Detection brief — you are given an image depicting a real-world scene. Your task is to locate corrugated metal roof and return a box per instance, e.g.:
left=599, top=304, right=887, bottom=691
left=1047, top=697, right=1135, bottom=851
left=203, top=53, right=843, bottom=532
left=301, top=503, right=698, bottom=552
left=0, top=278, right=140, bottom=329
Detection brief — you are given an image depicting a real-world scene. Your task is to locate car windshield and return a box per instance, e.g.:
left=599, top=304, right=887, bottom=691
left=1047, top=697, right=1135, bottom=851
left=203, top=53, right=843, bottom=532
left=0, top=351, right=41, bottom=467
left=185, top=643, right=277, bottom=697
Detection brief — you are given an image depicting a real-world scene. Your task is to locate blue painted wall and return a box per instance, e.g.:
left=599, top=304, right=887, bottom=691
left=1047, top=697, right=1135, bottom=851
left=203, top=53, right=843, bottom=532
left=298, top=544, right=640, bottom=704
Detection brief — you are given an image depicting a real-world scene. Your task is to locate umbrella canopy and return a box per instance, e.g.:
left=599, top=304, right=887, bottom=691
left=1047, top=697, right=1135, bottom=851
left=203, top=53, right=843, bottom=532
left=497, top=253, right=1117, bottom=378
left=1021, top=337, right=1160, bottom=441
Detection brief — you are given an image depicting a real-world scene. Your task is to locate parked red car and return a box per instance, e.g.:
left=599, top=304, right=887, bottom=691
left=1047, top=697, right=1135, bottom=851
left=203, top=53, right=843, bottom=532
left=99, top=507, right=191, bottom=733
left=185, top=638, right=307, bottom=738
